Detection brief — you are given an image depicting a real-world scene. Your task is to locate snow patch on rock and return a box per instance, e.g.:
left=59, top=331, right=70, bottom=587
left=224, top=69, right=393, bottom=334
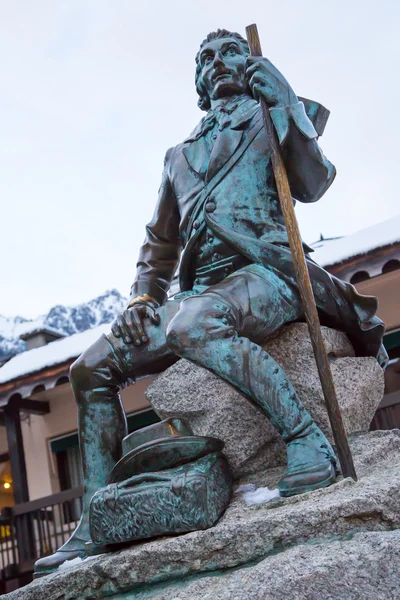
left=235, top=483, right=281, bottom=505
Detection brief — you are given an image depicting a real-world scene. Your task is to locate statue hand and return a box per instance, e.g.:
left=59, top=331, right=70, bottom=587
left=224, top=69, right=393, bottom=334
left=111, top=303, right=160, bottom=346
left=246, top=56, right=297, bottom=107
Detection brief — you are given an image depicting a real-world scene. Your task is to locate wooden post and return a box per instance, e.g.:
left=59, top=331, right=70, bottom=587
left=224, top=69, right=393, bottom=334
left=3, top=403, right=29, bottom=504
left=4, top=401, right=36, bottom=566
left=245, top=23, right=357, bottom=481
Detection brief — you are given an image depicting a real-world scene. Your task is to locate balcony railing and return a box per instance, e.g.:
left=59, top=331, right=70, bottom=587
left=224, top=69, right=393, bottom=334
left=0, top=486, right=83, bottom=590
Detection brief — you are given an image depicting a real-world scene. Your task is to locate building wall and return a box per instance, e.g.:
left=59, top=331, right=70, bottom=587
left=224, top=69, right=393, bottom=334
left=353, top=266, right=400, bottom=432
left=0, top=428, right=8, bottom=454
left=20, top=377, right=155, bottom=501
left=324, top=243, right=400, bottom=284
left=0, top=459, right=13, bottom=509
left=0, top=426, right=14, bottom=507
left=355, top=268, right=400, bottom=331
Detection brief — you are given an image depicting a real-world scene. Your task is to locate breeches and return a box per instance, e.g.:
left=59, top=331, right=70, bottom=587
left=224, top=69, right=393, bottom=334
left=70, top=264, right=303, bottom=396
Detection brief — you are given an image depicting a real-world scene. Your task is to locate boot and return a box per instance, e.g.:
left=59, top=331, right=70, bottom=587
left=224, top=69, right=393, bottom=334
left=33, top=514, right=89, bottom=577
left=278, top=420, right=337, bottom=497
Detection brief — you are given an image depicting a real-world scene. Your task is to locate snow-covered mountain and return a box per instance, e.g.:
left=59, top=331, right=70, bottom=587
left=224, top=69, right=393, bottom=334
left=0, top=289, right=127, bottom=362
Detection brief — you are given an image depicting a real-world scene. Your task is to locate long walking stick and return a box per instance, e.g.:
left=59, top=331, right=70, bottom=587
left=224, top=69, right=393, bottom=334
left=245, top=23, right=357, bottom=481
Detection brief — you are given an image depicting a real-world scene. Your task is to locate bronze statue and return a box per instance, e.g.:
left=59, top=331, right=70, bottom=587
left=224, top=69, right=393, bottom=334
left=34, top=29, right=386, bottom=576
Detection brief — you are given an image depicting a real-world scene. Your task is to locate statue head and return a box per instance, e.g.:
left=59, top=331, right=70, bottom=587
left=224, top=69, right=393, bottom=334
left=195, top=29, right=251, bottom=111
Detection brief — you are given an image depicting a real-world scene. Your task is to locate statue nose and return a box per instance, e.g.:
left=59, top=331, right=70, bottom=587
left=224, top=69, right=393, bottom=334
left=213, top=51, right=224, bottom=66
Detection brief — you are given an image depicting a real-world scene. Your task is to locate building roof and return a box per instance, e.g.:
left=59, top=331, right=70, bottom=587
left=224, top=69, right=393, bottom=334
left=19, top=326, right=65, bottom=341
left=0, top=323, right=110, bottom=385
left=311, top=215, right=400, bottom=267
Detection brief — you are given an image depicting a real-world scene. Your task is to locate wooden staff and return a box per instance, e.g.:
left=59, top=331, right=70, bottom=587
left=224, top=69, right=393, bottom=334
left=245, top=23, right=357, bottom=481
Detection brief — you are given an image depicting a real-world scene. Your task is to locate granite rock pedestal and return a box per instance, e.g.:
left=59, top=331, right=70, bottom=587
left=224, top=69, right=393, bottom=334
left=147, top=323, right=385, bottom=477
left=5, top=430, right=400, bottom=600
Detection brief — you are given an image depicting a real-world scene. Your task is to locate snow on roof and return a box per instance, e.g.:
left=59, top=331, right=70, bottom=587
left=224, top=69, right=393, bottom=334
left=14, top=316, right=47, bottom=338
left=311, top=215, right=400, bottom=267
left=20, top=326, right=65, bottom=341
left=0, top=323, right=111, bottom=384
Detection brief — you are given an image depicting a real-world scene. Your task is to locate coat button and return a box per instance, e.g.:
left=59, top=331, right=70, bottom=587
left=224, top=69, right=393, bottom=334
left=193, top=220, right=200, bottom=230
left=205, top=201, right=216, bottom=213
left=207, top=235, right=214, bottom=243
left=213, top=252, right=220, bottom=260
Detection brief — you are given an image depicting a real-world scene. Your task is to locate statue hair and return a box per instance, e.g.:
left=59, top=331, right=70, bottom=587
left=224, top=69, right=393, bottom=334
left=195, top=29, right=251, bottom=112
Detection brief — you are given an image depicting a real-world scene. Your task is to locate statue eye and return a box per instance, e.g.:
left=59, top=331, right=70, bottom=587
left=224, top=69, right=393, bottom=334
left=226, top=46, right=238, bottom=56
left=203, top=55, right=213, bottom=65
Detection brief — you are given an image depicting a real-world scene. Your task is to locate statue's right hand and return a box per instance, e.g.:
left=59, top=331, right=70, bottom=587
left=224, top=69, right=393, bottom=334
left=111, top=303, right=160, bottom=346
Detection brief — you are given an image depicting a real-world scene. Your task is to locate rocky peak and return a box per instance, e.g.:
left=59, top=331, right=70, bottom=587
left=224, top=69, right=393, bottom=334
left=0, top=289, right=127, bottom=362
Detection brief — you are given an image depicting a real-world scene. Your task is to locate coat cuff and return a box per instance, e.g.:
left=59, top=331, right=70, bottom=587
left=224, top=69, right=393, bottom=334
left=269, top=101, right=318, bottom=145
left=129, top=280, right=167, bottom=307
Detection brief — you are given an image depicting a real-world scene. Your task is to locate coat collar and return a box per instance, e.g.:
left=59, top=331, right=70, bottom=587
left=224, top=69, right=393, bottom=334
left=182, top=97, right=260, bottom=178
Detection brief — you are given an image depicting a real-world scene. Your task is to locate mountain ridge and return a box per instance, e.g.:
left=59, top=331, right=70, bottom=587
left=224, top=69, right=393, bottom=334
left=0, top=289, right=127, bottom=362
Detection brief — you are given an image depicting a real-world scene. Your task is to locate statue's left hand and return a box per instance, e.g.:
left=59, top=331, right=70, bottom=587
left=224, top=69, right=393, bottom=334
left=246, top=56, right=297, bottom=107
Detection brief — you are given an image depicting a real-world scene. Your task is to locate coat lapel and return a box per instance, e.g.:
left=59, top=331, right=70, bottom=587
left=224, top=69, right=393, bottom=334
left=182, top=136, right=209, bottom=178
left=182, top=98, right=260, bottom=181
left=182, top=116, right=212, bottom=179
left=205, top=98, right=260, bottom=183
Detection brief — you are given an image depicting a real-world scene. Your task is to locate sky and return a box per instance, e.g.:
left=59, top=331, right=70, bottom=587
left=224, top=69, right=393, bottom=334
left=1, top=0, right=399, bottom=319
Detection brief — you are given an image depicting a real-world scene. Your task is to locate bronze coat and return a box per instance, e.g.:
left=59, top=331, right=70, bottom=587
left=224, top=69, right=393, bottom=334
left=131, top=98, right=385, bottom=359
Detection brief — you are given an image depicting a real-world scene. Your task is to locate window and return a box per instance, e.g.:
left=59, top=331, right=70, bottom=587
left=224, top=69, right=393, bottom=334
left=50, top=408, right=160, bottom=492
left=382, top=259, right=400, bottom=274
left=350, top=271, right=370, bottom=284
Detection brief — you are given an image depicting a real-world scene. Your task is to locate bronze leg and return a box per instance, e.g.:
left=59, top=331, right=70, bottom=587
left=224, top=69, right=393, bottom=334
left=166, top=266, right=337, bottom=495
left=34, top=299, right=180, bottom=575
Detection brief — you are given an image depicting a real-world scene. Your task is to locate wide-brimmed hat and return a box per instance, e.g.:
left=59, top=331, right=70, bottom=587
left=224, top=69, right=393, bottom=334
left=121, top=417, right=193, bottom=456
left=107, top=417, right=224, bottom=484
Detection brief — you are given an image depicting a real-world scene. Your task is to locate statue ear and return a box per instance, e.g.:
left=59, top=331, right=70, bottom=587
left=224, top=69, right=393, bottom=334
left=196, top=76, right=211, bottom=112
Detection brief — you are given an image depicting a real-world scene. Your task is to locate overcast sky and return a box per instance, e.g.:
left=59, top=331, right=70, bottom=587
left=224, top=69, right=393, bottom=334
left=1, top=0, right=399, bottom=318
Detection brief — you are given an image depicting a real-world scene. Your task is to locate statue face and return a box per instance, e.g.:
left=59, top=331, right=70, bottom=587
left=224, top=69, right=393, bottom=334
left=199, top=37, right=248, bottom=101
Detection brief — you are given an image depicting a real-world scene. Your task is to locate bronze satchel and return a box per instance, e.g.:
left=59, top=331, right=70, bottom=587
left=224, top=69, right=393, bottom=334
left=89, top=418, right=232, bottom=546
left=89, top=451, right=232, bottom=546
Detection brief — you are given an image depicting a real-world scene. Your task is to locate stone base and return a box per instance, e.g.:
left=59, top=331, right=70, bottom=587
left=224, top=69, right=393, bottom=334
left=7, top=430, right=400, bottom=600
left=115, top=530, right=400, bottom=599
left=146, top=323, right=384, bottom=477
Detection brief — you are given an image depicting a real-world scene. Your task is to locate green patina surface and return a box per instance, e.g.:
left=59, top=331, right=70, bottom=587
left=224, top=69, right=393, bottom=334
left=34, top=27, right=386, bottom=577
left=89, top=451, right=232, bottom=547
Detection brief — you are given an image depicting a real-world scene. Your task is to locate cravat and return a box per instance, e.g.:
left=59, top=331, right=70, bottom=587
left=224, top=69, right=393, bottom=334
left=197, top=99, right=241, bottom=141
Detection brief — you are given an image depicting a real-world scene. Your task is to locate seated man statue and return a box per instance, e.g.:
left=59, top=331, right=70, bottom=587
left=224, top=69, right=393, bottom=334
left=35, top=29, right=385, bottom=575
